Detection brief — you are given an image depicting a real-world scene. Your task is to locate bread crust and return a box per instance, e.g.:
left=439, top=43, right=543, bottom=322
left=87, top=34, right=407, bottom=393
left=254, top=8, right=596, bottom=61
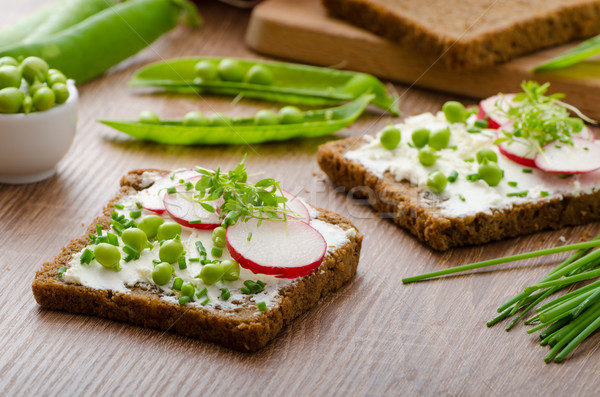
left=317, top=137, right=600, bottom=251
left=32, top=169, right=363, bottom=351
left=322, top=0, right=600, bottom=70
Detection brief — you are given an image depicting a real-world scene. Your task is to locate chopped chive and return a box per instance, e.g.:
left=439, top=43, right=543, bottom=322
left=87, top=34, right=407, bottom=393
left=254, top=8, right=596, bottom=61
left=170, top=172, right=175, bottom=180
left=96, top=224, right=102, bottom=236
left=247, top=232, right=252, bottom=241
left=467, top=127, right=481, bottom=133
left=123, top=245, right=140, bottom=259
left=241, top=287, right=250, bottom=294
left=189, top=220, right=203, bottom=224
left=447, top=170, right=458, bottom=183
left=166, top=187, right=176, bottom=194
left=189, top=257, right=200, bottom=262
left=508, top=181, right=518, bottom=187
left=558, top=174, right=573, bottom=179
left=178, top=179, right=185, bottom=184
left=522, top=168, right=533, bottom=173
left=80, top=248, right=95, bottom=265
left=135, top=202, right=143, bottom=209
left=111, top=212, right=118, bottom=220
left=466, top=173, right=480, bottom=181
left=584, top=146, right=590, bottom=151
left=201, top=298, right=209, bottom=306
left=196, top=287, right=207, bottom=298
left=211, top=247, right=223, bottom=258
left=114, top=203, right=124, bottom=210
left=178, top=256, right=187, bottom=270
left=257, top=301, right=267, bottom=311
left=179, top=296, right=191, bottom=305
left=458, top=194, right=466, bottom=202
left=555, top=144, right=562, bottom=149
left=152, top=259, right=162, bottom=265
left=474, top=119, right=488, bottom=128
left=57, top=266, right=67, bottom=278
left=221, top=288, right=230, bottom=301
left=540, top=191, right=549, bottom=197
left=464, top=157, right=475, bottom=163
left=195, top=241, right=207, bottom=259
left=185, top=182, right=193, bottom=191
left=172, top=278, right=183, bottom=290
left=107, top=233, right=119, bottom=246
left=507, top=190, right=529, bottom=197
left=448, top=145, right=458, bottom=150
left=407, top=142, right=414, bottom=148
left=130, top=210, right=142, bottom=219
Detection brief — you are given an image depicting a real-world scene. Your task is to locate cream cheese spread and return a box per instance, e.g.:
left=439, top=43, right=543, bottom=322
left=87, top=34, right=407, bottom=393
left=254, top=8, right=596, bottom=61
left=63, top=173, right=353, bottom=311
left=344, top=112, right=600, bottom=217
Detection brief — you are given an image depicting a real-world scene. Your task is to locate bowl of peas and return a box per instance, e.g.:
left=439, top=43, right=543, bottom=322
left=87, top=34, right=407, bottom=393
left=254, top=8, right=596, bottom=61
left=0, top=56, right=78, bottom=184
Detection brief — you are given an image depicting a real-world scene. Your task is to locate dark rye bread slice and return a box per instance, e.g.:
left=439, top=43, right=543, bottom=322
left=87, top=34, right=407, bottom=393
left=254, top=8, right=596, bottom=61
left=322, top=0, right=600, bottom=70
left=32, top=169, right=363, bottom=351
left=317, top=137, right=600, bottom=251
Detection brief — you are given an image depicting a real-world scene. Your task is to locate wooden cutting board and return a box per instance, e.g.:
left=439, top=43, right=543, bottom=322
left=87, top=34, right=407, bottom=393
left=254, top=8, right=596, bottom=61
left=246, top=0, right=600, bottom=119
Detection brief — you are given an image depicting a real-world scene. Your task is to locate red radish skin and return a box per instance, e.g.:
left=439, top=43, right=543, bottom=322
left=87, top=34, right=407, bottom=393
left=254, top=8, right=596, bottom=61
left=281, top=190, right=310, bottom=223
left=535, top=139, right=600, bottom=174
left=138, top=169, right=198, bottom=214
left=478, top=94, right=517, bottom=129
left=497, top=138, right=537, bottom=168
left=226, top=217, right=326, bottom=278
left=163, top=192, right=221, bottom=230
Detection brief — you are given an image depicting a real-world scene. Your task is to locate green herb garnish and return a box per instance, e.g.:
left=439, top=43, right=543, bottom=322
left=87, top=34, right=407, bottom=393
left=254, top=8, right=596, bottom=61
left=179, top=296, right=191, bottom=305
left=80, top=248, right=95, bottom=265
left=257, top=301, right=267, bottom=311
left=178, top=256, right=187, bottom=270
left=507, top=190, right=528, bottom=197
left=172, top=277, right=183, bottom=290
left=241, top=280, right=266, bottom=294
left=540, top=191, right=549, bottom=197
left=508, top=181, right=518, bottom=187
left=196, top=287, right=207, bottom=298
left=522, top=168, right=533, bottom=173
left=533, top=35, right=600, bottom=72
left=57, top=266, right=68, bottom=278
left=221, top=288, right=230, bottom=301
left=458, top=194, right=466, bottom=202
left=114, top=203, right=124, bottom=210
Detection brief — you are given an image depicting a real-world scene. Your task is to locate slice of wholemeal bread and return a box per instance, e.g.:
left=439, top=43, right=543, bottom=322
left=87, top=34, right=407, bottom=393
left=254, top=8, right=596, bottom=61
left=317, top=137, right=600, bottom=251
left=32, top=169, right=362, bottom=351
left=322, top=0, right=600, bottom=70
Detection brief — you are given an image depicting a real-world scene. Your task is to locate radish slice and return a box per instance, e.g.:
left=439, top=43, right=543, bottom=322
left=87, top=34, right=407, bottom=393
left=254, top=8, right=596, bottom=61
left=535, top=139, right=600, bottom=174
left=497, top=136, right=537, bottom=168
left=478, top=94, right=517, bottom=129
left=226, top=217, right=326, bottom=278
left=281, top=190, right=310, bottom=223
left=137, top=169, right=199, bottom=214
left=575, top=126, right=595, bottom=142
left=163, top=191, right=221, bottom=229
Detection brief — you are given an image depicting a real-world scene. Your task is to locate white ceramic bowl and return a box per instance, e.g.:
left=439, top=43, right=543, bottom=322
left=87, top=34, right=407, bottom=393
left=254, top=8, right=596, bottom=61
left=0, top=81, right=78, bottom=184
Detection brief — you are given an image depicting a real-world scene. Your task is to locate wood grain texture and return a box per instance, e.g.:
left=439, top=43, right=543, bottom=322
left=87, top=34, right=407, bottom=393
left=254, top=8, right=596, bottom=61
left=2, top=1, right=600, bottom=396
left=246, top=0, right=600, bottom=121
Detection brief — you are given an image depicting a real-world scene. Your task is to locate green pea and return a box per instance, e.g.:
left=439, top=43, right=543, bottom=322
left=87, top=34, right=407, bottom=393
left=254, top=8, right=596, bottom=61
left=137, top=215, right=165, bottom=239
left=20, top=56, right=49, bottom=83
left=139, top=110, right=160, bottom=124
left=156, top=222, right=182, bottom=241
left=213, top=237, right=226, bottom=248
left=0, top=87, right=24, bottom=114
left=33, top=86, right=55, bottom=111
left=21, top=95, right=33, bottom=114
left=418, top=146, right=438, bottom=166
left=254, top=109, right=279, bottom=125
left=0, top=65, right=21, bottom=89
left=28, top=79, right=46, bottom=95
left=52, top=83, right=69, bottom=104
left=478, top=160, right=503, bottom=187
left=198, top=263, right=223, bottom=285
left=183, top=111, right=207, bottom=126
left=217, top=58, right=244, bottom=82
left=121, top=227, right=148, bottom=252
left=194, top=60, right=218, bottom=81
left=212, top=226, right=226, bottom=240
left=442, top=101, right=467, bottom=123
left=567, top=117, right=584, bottom=133
left=279, top=106, right=304, bottom=124
left=159, top=237, right=183, bottom=264
left=210, top=113, right=230, bottom=126
left=48, top=72, right=67, bottom=86
left=94, top=243, right=121, bottom=269
left=379, top=125, right=401, bottom=150
left=220, top=259, right=240, bottom=281
left=181, top=282, right=195, bottom=298
left=426, top=170, right=448, bottom=194
left=411, top=128, right=430, bottom=148
left=152, top=262, right=172, bottom=285
left=245, top=64, right=273, bottom=85
left=476, top=148, right=498, bottom=164
left=0, top=56, right=18, bottom=67
left=429, top=127, right=450, bottom=150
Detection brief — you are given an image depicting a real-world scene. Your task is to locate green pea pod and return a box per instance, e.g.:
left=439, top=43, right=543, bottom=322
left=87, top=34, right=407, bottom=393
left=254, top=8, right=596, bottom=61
left=0, top=1, right=61, bottom=49
left=0, top=0, right=186, bottom=83
left=100, top=94, right=373, bottom=145
left=23, top=0, right=121, bottom=44
left=129, top=57, right=400, bottom=115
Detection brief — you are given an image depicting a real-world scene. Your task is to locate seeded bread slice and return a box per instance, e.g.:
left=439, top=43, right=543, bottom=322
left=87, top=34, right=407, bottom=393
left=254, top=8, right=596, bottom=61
left=317, top=137, right=600, bottom=251
left=321, top=0, right=600, bottom=70
left=31, top=169, right=363, bottom=351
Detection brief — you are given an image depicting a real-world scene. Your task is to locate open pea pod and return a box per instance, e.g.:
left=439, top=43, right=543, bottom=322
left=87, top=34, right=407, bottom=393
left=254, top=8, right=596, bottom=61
left=129, top=57, right=400, bottom=115
left=100, top=95, right=373, bottom=145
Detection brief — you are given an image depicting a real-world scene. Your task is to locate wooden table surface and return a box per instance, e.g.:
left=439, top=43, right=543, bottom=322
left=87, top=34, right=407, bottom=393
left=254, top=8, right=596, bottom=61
left=2, top=1, right=600, bottom=396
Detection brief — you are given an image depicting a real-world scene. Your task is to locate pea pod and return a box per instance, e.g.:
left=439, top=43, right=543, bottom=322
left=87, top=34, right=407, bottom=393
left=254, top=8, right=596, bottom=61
left=0, top=2, right=60, bottom=49
left=129, top=57, right=400, bottom=115
left=0, top=0, right=193, bottom=83
left=100, top=94, right=373, bottom=145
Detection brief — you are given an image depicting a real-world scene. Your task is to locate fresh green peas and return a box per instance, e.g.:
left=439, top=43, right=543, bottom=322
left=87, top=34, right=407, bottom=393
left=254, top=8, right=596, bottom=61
left=159, top=237, right=183, bottom=264
left=411, top=128, right=430, bottom=148
left=52, top=83, right=70, bottom=105
left=0, top=65, right=21, bottom=89
left=245, top=64, right=273, bottom=85
left=48, top=72, right=67, bottom=86
left=121, top=227, right=148, bottom=252
left=94, top=243, right=121, bottom=269
left=478, top=160, right=503, bottom=187
left=183, top=111, right=207, bottom=126
left=418, top=146, right=438, bottom=166
left=21, top=95, right=33, bottom=114
left=426, top=170, right=448, bottom=194
left=213, top=237, right=226, bottom=248
left=442, top=101, right=467, bottom=123
left=254, top=109, right=279, bottom=125
left=137, top=215, right=165, bottom=239
left=428, top=127, right=450, bottom=150
left=0, top=57, right=18, bottom=67
left=210, top=113, right=230, bottom=126
left=152, top=262, right=173, bottom=285
left=379, top=125, right=401, bottom=150
left=139, top=110, right=160, bottom=124
left=29, top=79, right=46, bottom=95
left=279, top=106, right=304, bottom=124
left=156, top=222, right=182, bottom=241
left=212, top=226, right=226, bottom=240
left=181, top=282, right=195, bottom=298
left=20, top=56, right=49, bottom=83
left=0, top=87, right=24, bottom=114
left=33, top=86, right=55, bottom=111
left=194, top=61, right=218, bottom=81
left=198, top=263, right=223, bottom=285
left=476, top=148, right=498, bottom=164
left=220, top=259, right=240, bottom=281
left=217, top=58, right=244, bottom=82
